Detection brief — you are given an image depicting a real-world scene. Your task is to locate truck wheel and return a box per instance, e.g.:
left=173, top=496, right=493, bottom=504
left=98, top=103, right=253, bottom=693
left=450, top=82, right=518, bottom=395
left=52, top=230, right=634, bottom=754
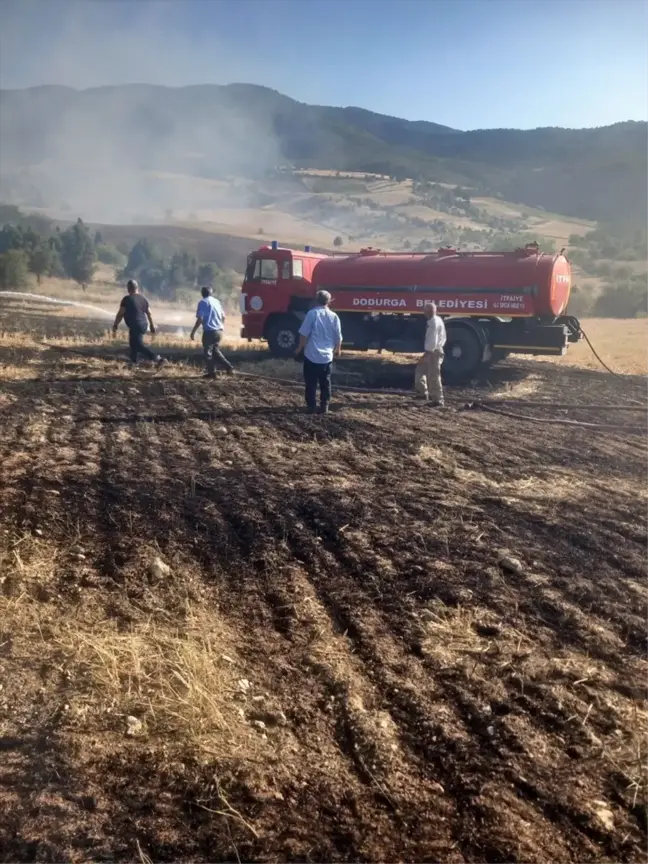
left=266, top=316, right=300, bottom=357
left=443, top=325, right=483, bottom=381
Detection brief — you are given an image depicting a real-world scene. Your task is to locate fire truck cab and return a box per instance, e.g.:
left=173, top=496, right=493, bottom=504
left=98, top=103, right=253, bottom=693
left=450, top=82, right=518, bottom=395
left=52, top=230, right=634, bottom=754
left=240, top=242, right=328, bottom=355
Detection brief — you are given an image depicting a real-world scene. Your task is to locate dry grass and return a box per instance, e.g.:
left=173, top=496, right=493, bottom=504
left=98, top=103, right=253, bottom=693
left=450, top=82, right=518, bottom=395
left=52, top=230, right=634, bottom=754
left=59, top=608, right=241, bottom=748
left=0, top=532, right=258, bottom=759
left=1, top=287, right=646, bottom=386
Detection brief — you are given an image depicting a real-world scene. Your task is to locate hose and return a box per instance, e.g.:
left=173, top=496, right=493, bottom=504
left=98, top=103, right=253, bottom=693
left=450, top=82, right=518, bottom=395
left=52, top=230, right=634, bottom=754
left=579, top=326, right=647, bottom=393
left=472, top=399, right=647, bottom=412
left=471, top=402, right=645, bottom=433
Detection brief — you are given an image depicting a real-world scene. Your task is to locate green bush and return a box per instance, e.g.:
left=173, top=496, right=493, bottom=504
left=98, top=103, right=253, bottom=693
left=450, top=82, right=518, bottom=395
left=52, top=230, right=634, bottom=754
left=592, top=279, right=647, bottom=318
left=0, top=249, right=29, bottom=288
left=96, top=243, right=126, bottom=268
left=566, top=284, right=594, bottom=317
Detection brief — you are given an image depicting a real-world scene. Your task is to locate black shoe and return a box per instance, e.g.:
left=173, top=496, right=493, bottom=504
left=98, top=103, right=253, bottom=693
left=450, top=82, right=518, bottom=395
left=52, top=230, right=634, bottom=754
left=203, top=372, right=216, bottom=380
left=429, top=400, right=444, bottom=408
left=225, top=367, right=235, bottom=376
left=319, top=403, right=330, bottom=415
left=305, top=406, right=316, bottom=415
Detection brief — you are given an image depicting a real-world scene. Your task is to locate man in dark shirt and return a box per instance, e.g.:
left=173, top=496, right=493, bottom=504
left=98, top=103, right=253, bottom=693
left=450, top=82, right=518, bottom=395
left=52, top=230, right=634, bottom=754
left=112, top=279, right=164, bottom=367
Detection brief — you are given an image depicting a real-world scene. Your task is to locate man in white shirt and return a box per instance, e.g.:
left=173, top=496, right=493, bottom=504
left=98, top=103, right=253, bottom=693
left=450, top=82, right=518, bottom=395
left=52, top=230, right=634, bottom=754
left=415, top=302, right=446, bottom=406
left=296, top=290, right=342, bottom=414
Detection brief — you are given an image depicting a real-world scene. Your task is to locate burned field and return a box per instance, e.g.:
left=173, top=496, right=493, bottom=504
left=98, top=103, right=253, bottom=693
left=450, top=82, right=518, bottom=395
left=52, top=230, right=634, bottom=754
left=0, top=337, right=647, bottom=863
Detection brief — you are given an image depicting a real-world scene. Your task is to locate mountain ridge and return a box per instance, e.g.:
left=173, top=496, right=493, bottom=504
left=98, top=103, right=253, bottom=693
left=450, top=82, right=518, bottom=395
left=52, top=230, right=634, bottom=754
left=4, top=82, right=644, bottom=133
left=0, top=82, right=646, bottom=224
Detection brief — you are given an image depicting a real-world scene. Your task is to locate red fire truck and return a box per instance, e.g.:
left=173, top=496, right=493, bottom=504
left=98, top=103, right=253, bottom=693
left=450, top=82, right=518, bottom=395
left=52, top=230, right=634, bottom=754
left=240, top=241, right=582, bottom=379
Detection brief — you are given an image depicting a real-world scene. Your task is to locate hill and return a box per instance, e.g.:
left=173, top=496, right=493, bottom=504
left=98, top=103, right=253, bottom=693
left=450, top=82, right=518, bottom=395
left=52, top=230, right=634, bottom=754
left=0, top=83, right=646, bottom=224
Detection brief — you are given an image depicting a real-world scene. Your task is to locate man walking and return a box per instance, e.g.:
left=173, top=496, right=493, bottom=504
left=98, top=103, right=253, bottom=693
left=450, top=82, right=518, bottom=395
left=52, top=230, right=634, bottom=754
left=296, top=290, right=342, bottom=414
left=112, top=279, right=164, bottom=367
left=190, top=285, right=234, bottom=378
left=415, top=301, right=446, bottom=406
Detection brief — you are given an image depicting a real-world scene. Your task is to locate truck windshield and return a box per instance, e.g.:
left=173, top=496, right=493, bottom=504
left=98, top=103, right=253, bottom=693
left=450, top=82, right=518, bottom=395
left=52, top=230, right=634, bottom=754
left=245, top=257, right=279, bottom=282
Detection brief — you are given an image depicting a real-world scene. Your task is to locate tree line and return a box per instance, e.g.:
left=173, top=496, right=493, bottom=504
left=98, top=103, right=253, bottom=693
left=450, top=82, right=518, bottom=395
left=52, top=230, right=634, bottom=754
left=0, top=205, right=235, bottom=305
left=118, top=238, right=234, bottom=303
left=565, top=223, right=647, bottom=318
left=1, top=203, right=644, bottom=318
left=0, top=215, right=97, bottom=289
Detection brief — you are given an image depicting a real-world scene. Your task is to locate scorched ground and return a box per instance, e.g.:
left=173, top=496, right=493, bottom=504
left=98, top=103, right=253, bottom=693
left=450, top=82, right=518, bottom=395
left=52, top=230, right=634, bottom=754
left=0, top=348, right=646, bottom=863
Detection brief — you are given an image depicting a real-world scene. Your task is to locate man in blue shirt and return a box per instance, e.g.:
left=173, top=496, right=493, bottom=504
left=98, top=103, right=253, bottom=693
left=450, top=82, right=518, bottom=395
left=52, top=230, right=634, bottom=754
left=296, top=290, right=342, bottom=414
left=190, top=286, right=234, bottom=378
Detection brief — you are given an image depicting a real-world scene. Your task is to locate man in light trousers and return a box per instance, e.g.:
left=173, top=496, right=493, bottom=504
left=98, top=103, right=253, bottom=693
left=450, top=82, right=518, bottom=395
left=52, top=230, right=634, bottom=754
left=415, top=302, right=446, bottom=406
left=296, top=290, right=342, bottom=414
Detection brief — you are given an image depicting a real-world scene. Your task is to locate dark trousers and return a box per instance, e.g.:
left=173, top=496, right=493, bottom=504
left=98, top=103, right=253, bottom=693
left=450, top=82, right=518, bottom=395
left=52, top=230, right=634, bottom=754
left=303, top=357, right=332, bottom=409
left=128, top=327, right=157, bottom=364
left=203, top=329, right=233, bottom=375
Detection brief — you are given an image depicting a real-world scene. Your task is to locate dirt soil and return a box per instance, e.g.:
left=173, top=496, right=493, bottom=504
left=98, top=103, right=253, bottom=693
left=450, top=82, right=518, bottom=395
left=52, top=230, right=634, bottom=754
left=0, top=341, right=647, bottom=863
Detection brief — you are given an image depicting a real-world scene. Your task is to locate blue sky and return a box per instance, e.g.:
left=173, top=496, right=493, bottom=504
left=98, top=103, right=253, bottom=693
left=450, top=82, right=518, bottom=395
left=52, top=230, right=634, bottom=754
left=1, top=0, right=646, bottom=130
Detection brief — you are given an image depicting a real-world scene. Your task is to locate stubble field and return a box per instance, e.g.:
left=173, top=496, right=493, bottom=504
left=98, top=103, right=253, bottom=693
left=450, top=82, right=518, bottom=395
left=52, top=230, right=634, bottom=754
left=0, top=298, right=647, bottom=863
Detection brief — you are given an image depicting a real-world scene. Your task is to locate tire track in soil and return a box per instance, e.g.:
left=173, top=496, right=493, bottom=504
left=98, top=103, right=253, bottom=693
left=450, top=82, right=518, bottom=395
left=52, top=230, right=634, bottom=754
left=176, top=385, right=314, bottom=641
left=470, top=494, right=647, bottom=662
left=180, top=450, right=556, bottom=864
left=152, top=382, right=644, bottom=860
left=173, top=384, right=644, bottom=856
left=270, top=482, right=640, bottom=860
left=130, top=384, right=460, bottom=858
left=284, top=522, right=637, bottom=861
left=2, top=372, right=646, bottom=861
left=278, top=520, right=533, bottom=859
left=142, top=386, right=435, bottom=859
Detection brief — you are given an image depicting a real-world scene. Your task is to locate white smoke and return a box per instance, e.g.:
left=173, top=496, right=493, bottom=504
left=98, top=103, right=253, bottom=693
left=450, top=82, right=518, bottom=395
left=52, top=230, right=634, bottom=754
left=0, top=0, right=284, bottom=224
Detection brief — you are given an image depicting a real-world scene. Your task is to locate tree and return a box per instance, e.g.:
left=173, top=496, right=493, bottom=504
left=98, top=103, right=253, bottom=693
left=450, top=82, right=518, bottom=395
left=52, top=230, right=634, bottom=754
left=168, top=250, right=197, bottom=288
left=94, top=230, right=104, bottom=246
left=139, top=267, right=167, bottom=295
left=197, top=263, right=216, bottom=286
left=0, top=249, right=29, bottom=288
left=60, top=218, right=96, bottom=287
left=333, top=236, right=343, bottom=247
left=0, top=223, right=40, bottom=256
left=28, top=241, right=54, bottom=285
left=124, top=238, right=160, bottom=278
left=47, top=233, right=65, bottom=277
